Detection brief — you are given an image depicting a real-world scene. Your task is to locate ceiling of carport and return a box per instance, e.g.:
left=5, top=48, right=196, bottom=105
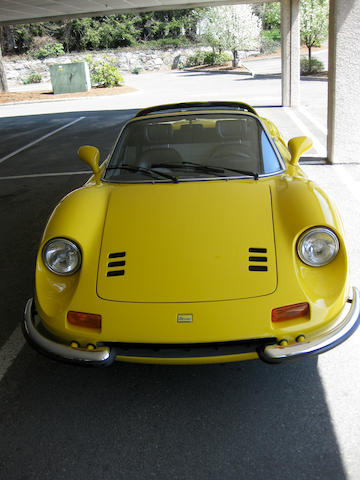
left=0, top=0, right=266, bottom=25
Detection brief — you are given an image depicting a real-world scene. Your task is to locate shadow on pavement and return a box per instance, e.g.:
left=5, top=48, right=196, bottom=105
left=0, top=349, right=347, bottom=480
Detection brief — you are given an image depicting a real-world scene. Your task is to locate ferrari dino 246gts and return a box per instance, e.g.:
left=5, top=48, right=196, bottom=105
left=23, top=101, right=360, bottom=365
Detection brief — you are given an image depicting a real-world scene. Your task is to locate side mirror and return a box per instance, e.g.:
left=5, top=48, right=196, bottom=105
left=288, top=136, right=313, bottom=165
left=78, top=145, right=100, bottom=174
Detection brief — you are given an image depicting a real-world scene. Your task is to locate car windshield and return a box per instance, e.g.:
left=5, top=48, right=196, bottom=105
left=104, top=113, right=283, bottom=183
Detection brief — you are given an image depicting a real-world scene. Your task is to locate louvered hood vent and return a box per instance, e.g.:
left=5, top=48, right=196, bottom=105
left=107, top=252, right=126, bottom=277
left=248, top=248, right=268, bottom=272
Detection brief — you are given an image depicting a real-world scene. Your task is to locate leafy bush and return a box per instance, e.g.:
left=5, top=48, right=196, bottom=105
left=185, top=50, right=206, bottom=67
left=203, top=51, right=231, bottom=66
left=85, top=55, right=124, bottom=87
left=185, top=50, right=231, bottom=67
left=260, top=30, right=281, bottom=55
left=23, top=72, right=42, bottom=84
left=138, top=37, right=193, bottom=50
left=31, top=42, right=65, bottom=59
left=300, top=56, right=324, bottom=75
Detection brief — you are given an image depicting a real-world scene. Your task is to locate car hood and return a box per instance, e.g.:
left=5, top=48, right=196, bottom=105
left=97, top=181, right=277, bottom=302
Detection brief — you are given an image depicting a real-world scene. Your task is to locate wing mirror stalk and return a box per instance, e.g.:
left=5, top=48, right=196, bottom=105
left=78, top=146, right=101, bottom=183
left=288, top=137, right=313, bottom=166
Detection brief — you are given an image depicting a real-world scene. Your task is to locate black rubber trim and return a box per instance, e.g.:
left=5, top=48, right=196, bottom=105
left=249, top=248, right=267, bottom=253
left=135, top=101, right=258, bottom=118
left=103, top=337, right=276, bottom=359
left=248, top=256, right=267, bottom=262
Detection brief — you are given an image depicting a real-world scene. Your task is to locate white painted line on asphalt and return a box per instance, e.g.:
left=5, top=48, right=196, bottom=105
left=0, top=326, right=25, bottom=383
left=0, top=171, right=90, bottom=180
left=0, top=116, right=85, bottom=165
left=299, top=106, right=328, bottom=136
left=284, top=107, right=327, bottom=157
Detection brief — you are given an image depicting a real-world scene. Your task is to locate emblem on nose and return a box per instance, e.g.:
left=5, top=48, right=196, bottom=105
left=177, top=314, right=193, bottom=323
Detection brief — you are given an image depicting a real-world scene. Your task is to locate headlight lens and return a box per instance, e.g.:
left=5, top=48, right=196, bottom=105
left=42, top=238, right=81, bottom=275
left=297, top=227, right=339, bottom=267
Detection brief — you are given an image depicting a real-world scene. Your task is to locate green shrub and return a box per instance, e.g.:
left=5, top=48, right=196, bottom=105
left=85, top=56, right=123, bottom=87
left=203, top=51, right=231, bottom=66
left=23, top=72, right=42, bottom=84
left=260, top=30, right=281, bottom=55
left=138, top=37, right=193, bottom=50
left=185, top=50, right=231, bottom=68
left=300, top=56, right=324, bottom=75
left=31, top=42, right=65, bottom=59
left=185, top=50, right=206, bottom=67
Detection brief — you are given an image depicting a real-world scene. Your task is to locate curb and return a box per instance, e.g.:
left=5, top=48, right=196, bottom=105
left=0, top=87, right=141, bottom=107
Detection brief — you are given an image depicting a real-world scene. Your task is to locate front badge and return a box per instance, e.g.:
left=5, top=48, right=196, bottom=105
left=177, top=314, right=193, bottom=323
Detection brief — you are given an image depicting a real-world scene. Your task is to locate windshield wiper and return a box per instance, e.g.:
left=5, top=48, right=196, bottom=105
left=153, top=161, right=259, bottom=180
left=182, top=161, right=258, bottom=179
left=152, top=161, right=223, bottom=176
left=106, top=164, right=179, bottom=183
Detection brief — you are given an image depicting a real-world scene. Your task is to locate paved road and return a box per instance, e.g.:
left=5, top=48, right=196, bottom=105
left=243, top=49, right=329, bottom=75
left=0, top=70, right=359, bottom=480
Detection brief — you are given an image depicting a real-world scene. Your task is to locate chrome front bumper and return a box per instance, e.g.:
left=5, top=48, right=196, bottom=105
left=23, top=287, right=360, bottom=366
left=259, top=287, right=360, bottom=363
left=23, top=298, right=115, bottom=366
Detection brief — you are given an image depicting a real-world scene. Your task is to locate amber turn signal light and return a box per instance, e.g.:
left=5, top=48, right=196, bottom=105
left=272, top=303, right=310, bottom=323
left=67, top=311, right=102, bottom=331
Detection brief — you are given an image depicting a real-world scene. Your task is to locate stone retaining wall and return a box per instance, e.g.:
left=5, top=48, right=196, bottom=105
left=3, top=47, right=257, bottom=86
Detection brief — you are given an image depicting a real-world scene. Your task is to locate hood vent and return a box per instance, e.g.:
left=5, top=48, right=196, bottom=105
left=107, top=252, right=126, bottom=277
left=248, top=248, right=268, bottom=272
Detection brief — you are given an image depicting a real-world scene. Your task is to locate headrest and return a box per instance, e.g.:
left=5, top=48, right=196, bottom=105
left=216, top=119, right=247, bottom=140
left=145, top=124, right=172, bottom=143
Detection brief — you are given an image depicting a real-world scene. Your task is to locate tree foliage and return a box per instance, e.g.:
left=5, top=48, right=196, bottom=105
left=0, top=2, right=329, bottom=66
left=300, top=0, right=329, bottom=59
left=201, top=5, right=261, bottom=66
left=0, top=10, right=205, bottom=55
left=252, top=2, right=281, bottom=31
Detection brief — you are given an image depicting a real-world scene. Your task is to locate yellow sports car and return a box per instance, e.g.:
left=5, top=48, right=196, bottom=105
left=23, top=101, right=360, bottom=366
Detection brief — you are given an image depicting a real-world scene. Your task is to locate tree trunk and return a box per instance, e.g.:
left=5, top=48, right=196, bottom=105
left=232, top=49, right=241, bottom=68
left=308, top=45, right=312, bottom=61
left=0, top=28, right=9, bottom=93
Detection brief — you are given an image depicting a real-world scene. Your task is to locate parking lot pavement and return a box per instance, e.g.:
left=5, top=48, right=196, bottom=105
left=242, top=49, right=328, bottom=76
left=0, top=71, right=360, bottom=479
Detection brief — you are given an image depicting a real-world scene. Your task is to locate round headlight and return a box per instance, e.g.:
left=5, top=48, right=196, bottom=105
left=42, top=238, right=81, bottom=276
left=297, top=227, right=339, bottom=267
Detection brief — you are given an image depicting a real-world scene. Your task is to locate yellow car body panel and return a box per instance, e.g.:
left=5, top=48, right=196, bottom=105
left=35, top=174, right=348, bottom=345
left=114, top=352, right=259, bottom=365
left=97, top=181, right=277, bottom=302
left=26, top=102, right=357, bottom=366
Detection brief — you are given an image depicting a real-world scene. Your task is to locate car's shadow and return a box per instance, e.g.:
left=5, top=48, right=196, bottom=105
left=1, top=349, right=346, bottom=480
left=0, top=109, right=347, bottom=480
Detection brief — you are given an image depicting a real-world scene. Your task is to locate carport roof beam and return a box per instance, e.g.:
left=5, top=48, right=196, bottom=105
left=0, top=0, right=270, bottom=25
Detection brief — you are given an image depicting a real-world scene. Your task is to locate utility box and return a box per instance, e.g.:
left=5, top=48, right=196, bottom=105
left=49, top=62, right=91, bottom=94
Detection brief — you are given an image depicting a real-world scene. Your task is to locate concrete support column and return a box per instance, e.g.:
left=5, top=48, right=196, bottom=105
left=281, top=0, right=300, bottom=106
left=328, top=0, right=360, bottom=164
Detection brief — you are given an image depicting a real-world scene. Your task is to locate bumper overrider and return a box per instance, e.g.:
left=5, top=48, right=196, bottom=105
left=23, top=287, right=360, bottom=366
